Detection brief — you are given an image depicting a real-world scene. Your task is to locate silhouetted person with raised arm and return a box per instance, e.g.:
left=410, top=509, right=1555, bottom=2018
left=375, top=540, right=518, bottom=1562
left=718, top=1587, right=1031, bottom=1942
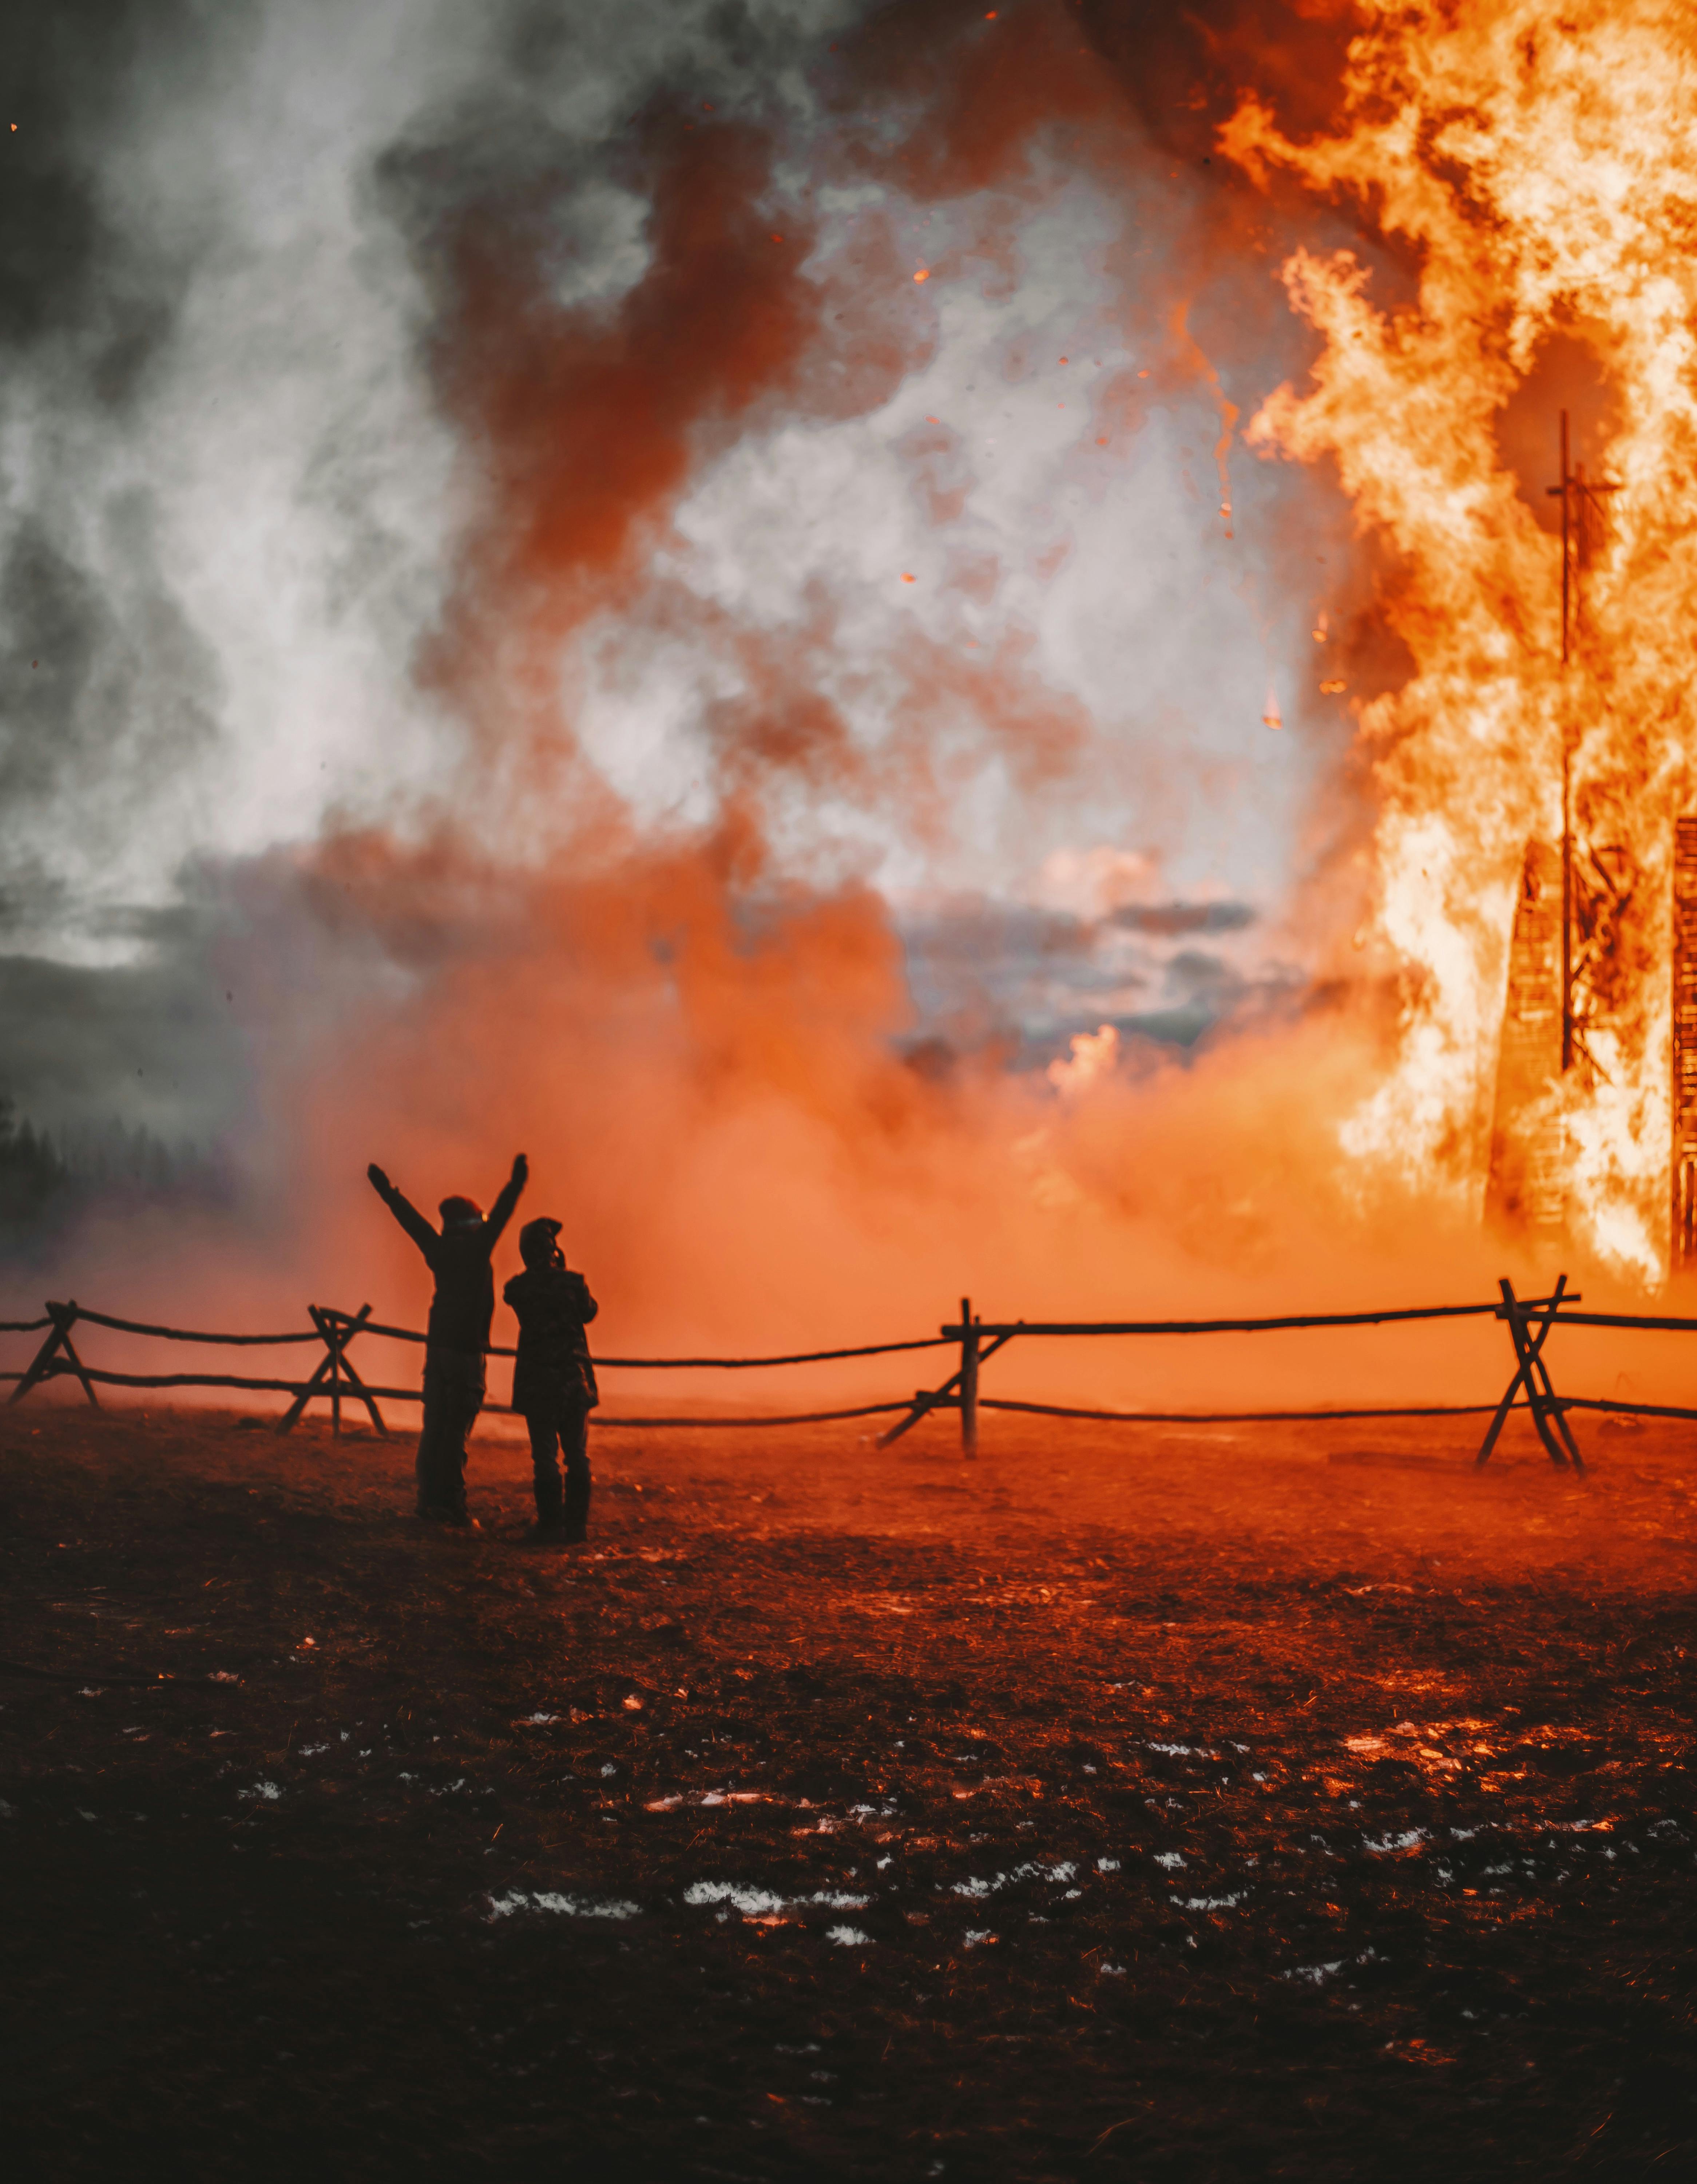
left=366, top=1152, right=528, bottom=1529
left=504, top=1217, right=598, bottom=1543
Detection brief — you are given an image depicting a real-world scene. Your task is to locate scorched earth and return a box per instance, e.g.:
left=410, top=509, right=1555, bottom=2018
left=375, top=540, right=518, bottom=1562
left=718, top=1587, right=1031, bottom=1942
left=1, top=1404, right=1693, bottom=2181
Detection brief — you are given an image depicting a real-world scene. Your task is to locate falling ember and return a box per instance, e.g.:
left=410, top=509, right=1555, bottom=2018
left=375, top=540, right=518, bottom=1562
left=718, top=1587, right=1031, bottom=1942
left=913, top=268, right=929, bottom=282
left=1224, top=0, right=1697, bottom=1283
left=1262, top=684, right=1282, bottom=732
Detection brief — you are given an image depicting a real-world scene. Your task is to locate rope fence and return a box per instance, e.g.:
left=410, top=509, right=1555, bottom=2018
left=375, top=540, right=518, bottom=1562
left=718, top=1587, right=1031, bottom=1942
left=3, top=1274, right=1695, bottom=1472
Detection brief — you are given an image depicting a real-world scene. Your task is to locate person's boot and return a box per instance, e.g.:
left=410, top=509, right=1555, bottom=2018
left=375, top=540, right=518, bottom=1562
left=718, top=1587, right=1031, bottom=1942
left=419, top=1505, right=481, bottom=1532
left=563, top=1468, right=591, bottom=1544
left=524, top=1473, right=566, bottom=1544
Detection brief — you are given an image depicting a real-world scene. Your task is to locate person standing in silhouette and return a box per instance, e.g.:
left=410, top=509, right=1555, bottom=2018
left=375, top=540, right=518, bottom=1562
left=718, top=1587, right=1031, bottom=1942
left=367, top=1152, right=528, bottom=1529
left=503, top=1216, right=599, bottom=1543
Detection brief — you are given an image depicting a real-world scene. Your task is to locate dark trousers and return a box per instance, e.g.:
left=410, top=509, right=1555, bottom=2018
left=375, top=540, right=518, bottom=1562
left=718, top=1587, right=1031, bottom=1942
left=417, top=1350, right=486, bottom=1517
left=526, top=1408, right=591, bottom=1538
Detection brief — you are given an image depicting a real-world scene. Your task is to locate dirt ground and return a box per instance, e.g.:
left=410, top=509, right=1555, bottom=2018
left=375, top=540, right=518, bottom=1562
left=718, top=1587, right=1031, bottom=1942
left=1, top=1395, right=1693, bottom=2182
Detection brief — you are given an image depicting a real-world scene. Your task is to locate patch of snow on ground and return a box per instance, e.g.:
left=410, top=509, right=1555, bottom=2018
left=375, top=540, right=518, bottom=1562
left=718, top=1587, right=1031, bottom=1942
left=826, top=1926, right=870, bottom=1945
left=683, top=1880, right=869, bottom=1920
left=684, top=1882, right=789, bottom=1918
left=487, top=1891, right=639, bottom=1921
left=1364, top=1828, right=1427, bottom=1854
left=961, top=1930, right=996, bottom=1947
left=238, top=1781, right=282, bottom=1802
left=1154, top=1851, right=1186, bottom=1870
left=951, top=1860, right=1077, bottom=1899
left=1284, top=1959, right=1345, bottom=1984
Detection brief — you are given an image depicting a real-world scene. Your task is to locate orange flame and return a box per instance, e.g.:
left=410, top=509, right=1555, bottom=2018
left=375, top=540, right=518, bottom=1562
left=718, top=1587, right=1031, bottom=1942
left=1224, top=0, right=1697, bottom=1283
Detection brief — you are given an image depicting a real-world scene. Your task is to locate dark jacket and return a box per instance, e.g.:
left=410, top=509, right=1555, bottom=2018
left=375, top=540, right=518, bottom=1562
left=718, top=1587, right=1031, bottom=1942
left=503, top=1265, right=599, bottom=1415
left=373, top=1171, right=524, bottom=1357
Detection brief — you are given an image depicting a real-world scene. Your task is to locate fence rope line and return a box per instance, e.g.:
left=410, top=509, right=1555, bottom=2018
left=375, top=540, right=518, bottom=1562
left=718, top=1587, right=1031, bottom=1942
left=978, top=1397, right=1514, bottom=1425
left=590, top=1402, right=913, bottom=1429
left=940, top=1297, right=1575, bottom=1340
left=1534, top=1309, right=1697, bottom=1334
left=15, top=1355, right=1697, bottom=1429
left=0, top=1317, right=51, bottom=1334
left=67, top=1306, right=322, bottom=1346
left=1563, top=1393, right=1697, bottom=1423
left=314, top=1308, right=952, bottom=1369
left=0, top=1360, right=911, bottom=1430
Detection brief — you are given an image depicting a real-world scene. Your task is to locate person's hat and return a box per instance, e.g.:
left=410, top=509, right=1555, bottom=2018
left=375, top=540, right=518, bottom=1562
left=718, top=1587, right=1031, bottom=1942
left=520, top=1216, right=563, bottom=1266
left=439, top=1194, right=484, bottom=1229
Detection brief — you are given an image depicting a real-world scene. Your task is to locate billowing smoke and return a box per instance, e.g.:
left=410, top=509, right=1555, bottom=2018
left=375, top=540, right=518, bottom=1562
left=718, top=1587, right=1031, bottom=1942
left=6, top=2, right=1602, bottom=1399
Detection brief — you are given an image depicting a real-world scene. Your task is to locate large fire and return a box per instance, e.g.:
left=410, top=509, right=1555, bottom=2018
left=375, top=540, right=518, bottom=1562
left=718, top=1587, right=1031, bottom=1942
left=1224, top=0, right=1697, bottom=1281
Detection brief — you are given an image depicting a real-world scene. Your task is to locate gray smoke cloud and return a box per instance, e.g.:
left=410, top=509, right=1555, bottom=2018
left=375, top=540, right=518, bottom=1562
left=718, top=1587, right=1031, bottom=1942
left=1, top=0, right=859, bottom=1126
left=0, top=0, right=1371, bottom=1266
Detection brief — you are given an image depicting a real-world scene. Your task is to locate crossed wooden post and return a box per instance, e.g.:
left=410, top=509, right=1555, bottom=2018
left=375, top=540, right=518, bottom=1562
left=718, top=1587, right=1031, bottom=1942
left=879, top=1298, right=1012, bottom=1453
left=276, top=1305, right=388, bottom=1439
left=8, top=1301, right=100, bottom=1409
left=1477, top=1274, right=1585, bottom=1472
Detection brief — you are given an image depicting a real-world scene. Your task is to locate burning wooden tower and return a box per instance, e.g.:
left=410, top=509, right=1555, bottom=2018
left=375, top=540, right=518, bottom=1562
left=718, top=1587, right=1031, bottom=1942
left=1486, top=413, right=1647, bottom=1249
left=1484, top=840, right=1566, bottom=1238
left=1672, top=819, right=1697, bottom=1272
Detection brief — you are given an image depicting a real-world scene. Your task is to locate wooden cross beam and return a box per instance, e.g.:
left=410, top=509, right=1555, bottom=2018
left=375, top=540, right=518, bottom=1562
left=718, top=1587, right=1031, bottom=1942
left=7, top=1301, right=99, bottom=1409
left=276, top=1303, right=378, bottom=1436
left=877, top=1329, right=1016, bottom=1449
left=314, top=1305, right=388, bottom=1439
left=1477, top=1275, right=1585, bottom=1472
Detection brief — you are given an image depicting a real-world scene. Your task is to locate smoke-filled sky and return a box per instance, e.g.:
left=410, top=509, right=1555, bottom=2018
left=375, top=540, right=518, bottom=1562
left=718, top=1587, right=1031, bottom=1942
left=7, top=0, right=1516, bottom=1348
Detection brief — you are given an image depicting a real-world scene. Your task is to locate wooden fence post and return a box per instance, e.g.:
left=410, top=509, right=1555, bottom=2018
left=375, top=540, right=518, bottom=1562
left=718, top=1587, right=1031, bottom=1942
left=960, top=1295, right=979, bottom=1457
left=1477, top=1275, right=1585, bottom=1472
left=317, top=1306, right=388, bottom=1439
left=278, top=1304, right=380, bottom=1436
left=8, top=1301, right=100, bottom=1409
left=317, top=1302, right=386, bottom=1441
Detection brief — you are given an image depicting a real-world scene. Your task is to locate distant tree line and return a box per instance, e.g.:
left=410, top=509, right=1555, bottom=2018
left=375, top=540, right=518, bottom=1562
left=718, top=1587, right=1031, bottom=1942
left=0, top=1092, right=229, bottom=1258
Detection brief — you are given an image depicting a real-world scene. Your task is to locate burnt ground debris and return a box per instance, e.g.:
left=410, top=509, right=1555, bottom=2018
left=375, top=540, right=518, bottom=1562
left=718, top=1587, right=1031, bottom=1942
left=0, top=1402, right=1693, bottom=2181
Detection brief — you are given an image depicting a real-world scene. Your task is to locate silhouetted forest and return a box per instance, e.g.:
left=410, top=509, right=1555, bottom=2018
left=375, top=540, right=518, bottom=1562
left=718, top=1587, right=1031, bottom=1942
left=0, top=1093, right=227, bottom=1259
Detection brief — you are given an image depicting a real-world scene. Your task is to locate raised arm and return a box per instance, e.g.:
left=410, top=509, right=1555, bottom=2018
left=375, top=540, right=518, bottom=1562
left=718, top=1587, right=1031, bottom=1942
left=483, top=1152, right=529, bottom=1248
left=366, top=1163, right=437, bottom=1257
left=570, top=1275, right=599, bottom=1326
